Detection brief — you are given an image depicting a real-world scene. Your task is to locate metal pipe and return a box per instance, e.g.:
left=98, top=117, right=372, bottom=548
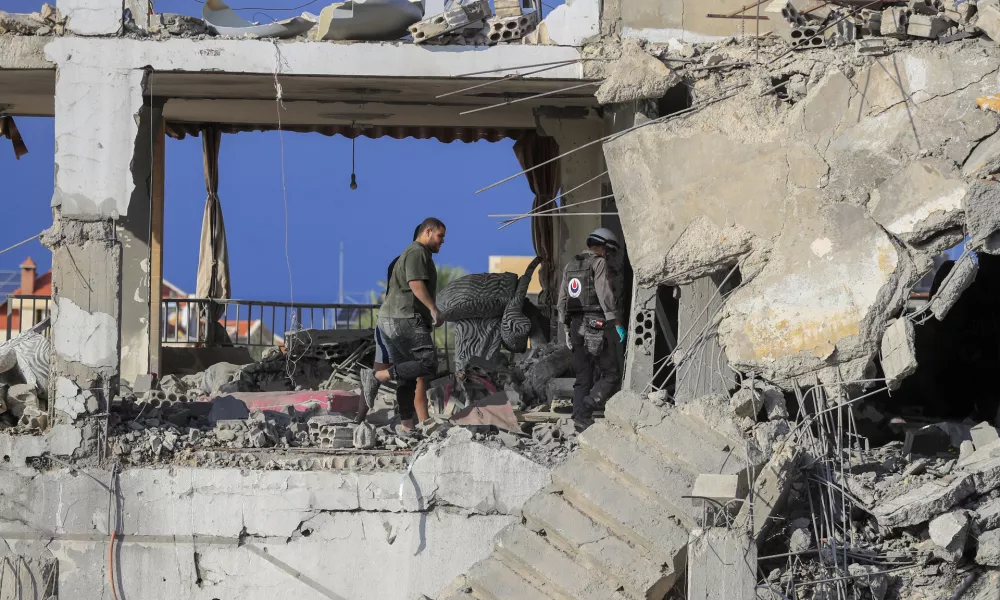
left=459, top=81, right=603, bottom=116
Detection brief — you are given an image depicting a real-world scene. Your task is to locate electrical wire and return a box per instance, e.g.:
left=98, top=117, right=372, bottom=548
left=0, top=233, right=41, bottom=257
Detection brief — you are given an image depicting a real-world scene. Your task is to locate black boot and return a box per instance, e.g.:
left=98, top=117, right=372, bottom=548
left=572, top=396, right=598, bottom=432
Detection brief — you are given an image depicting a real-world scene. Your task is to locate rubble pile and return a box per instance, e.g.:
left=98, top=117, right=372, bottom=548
left=675, top=375, right=1000, bottom=599
left=108, top=399, right=578, bottom=470
left=765, top=0, right=982, bottom=49
left=0, top=4, right=61, bottom=36
left=108, top=349, right=579, bottom=470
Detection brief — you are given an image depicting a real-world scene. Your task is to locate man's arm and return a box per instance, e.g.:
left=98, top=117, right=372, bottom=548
left=592, top=257, right=619, bottom=325
left=409, top=280, right=440, bottom=326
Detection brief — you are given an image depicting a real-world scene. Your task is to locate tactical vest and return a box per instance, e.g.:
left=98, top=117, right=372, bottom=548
left=563, top=253, right=602, bottom=315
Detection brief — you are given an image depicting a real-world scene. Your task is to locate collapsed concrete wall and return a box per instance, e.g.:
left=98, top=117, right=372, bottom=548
left=605, top=41, right=1000, bottom=385
left=0, top=431, right=550, bottom=599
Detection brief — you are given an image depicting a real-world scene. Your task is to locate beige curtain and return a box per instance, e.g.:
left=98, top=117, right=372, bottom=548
left=513, top=132, right=561, bottom=307
left=195, top=126, right=231, bottom=344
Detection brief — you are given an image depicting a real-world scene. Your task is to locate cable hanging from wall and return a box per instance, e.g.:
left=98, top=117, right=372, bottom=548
left=349, top=121, right=359, bottom=190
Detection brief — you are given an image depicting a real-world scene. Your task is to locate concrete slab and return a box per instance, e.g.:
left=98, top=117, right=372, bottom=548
left=522, top=492, right=672, bottom=600
left=972, top=422, right=1000, bottom=450
left=552, top=454, right=689, bottom=576
left=872, top=474, right=974, bottom=528
left=467, top=557, right=551, bottom=600
left=578, top=421, right=700, bottom=525
left=495, top=524, right=626, bottom=600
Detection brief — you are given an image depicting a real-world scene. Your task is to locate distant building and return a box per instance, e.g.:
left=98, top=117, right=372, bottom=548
left=488, top=256, right=542, bottom=301
left=1, top=256, right=279, bottom=350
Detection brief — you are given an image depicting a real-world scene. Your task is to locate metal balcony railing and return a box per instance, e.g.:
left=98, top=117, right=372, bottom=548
left=4, top=295, right=51, bottom=340
left=161, top=297, right=454, bottom=372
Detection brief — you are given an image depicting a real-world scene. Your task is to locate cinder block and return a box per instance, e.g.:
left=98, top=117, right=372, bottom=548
left=486, top=11, right=538, bottom=44
left=764, top=0, right=795, bottom=41
left=881, top=6, right=911, bottom=37
left=907, top=13, right=951, bottom=37
left=856, top=37, right=889, bottom=56
left=409, top=0, right=490, bottom=43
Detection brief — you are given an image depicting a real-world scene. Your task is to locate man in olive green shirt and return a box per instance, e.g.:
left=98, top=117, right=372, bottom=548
left=371, top=217, right=446, bottom=431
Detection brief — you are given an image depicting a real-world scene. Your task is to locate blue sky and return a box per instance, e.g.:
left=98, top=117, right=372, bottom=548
left=1, top=0, right=544, bottom=302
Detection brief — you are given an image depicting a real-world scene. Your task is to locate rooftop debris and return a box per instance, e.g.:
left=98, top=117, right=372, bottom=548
left=311, top=0, right=424, bottom=41
left=201, top=0, right=316, bottom=38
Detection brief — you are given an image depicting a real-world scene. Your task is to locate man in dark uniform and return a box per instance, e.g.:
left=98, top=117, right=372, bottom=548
left=557, top=227, right=626, bottom=431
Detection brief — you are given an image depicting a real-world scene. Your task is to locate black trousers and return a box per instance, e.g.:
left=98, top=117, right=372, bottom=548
left=379, top=316, right=437, bottom=421
left=568, top=315, right=621, bottom=422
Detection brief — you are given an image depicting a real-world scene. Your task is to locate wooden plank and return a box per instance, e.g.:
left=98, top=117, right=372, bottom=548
left=148, top=114, right=165, bottom=376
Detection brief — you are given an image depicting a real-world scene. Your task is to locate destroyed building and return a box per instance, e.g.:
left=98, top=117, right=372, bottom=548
left=6, top=0, right=1000, bottom=598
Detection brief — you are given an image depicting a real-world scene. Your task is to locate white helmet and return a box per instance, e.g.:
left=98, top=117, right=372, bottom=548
left=587, top=227, right=621, bottom=251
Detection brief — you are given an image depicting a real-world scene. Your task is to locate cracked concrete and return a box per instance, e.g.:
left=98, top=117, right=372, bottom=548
left=0, top=433, right=548, bottom=599
left=604, top=41, right=1000, bottom=385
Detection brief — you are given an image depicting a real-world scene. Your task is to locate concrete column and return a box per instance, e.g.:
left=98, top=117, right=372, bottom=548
left=62, top=0, right=122, bottom=35
left=537, top=116, right=605, bottom=278
left=623, top=279, right=656, bottom=391
left=675, top=272, right=734, bottom=403
left=45, top=56, right=150, bottom=445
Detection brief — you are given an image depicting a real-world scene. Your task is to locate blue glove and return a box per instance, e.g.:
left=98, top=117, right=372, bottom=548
left=616, top=325, right=627, bottom=344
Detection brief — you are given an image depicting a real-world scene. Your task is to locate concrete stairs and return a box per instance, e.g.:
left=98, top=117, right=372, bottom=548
left=437, top=390, right=764, bottom=600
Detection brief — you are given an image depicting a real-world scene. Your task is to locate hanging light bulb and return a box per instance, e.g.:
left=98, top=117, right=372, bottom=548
left=349, top=131, right=359, bottom=190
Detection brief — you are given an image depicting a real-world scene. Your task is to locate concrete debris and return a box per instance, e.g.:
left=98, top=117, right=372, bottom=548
left=311, top=0, right=423, bottom=41
left=202, top=0, right=316, bottom=38
left=928, top=510, right=969, bottom=562
left=409, top=0, right=490, bottom=43
left=158, top=13, right=208, bottom=36
left=977, top=0, right=1000, bottom=43
left=975, top=529, right=1000, bottom=566
left=690, top=473, right=740, bottom=505
left=605, top=39, right=1000, bottom=386
left=595, top=40, right=681, bottom=105
left=485, top=11, right=538, bottom=45
left=848, top=564, right=888, bottom=600
left=354, top=421, right=376, bottom=449
left=788, top=526, right=812, bottom=552
left=928, top=252, right=978, bottom=320
left=881, top=318, right=918, bottom=390
left=961, top=440, right=976, bottom=461
left=0, top=10, right=44, bottom=35
left=687, top=529, right=756, bottom=600
left=907, top=13, right=953, bottom=38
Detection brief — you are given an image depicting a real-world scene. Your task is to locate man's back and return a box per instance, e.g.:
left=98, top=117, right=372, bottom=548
left=381, top=241, right=436, bottom=323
